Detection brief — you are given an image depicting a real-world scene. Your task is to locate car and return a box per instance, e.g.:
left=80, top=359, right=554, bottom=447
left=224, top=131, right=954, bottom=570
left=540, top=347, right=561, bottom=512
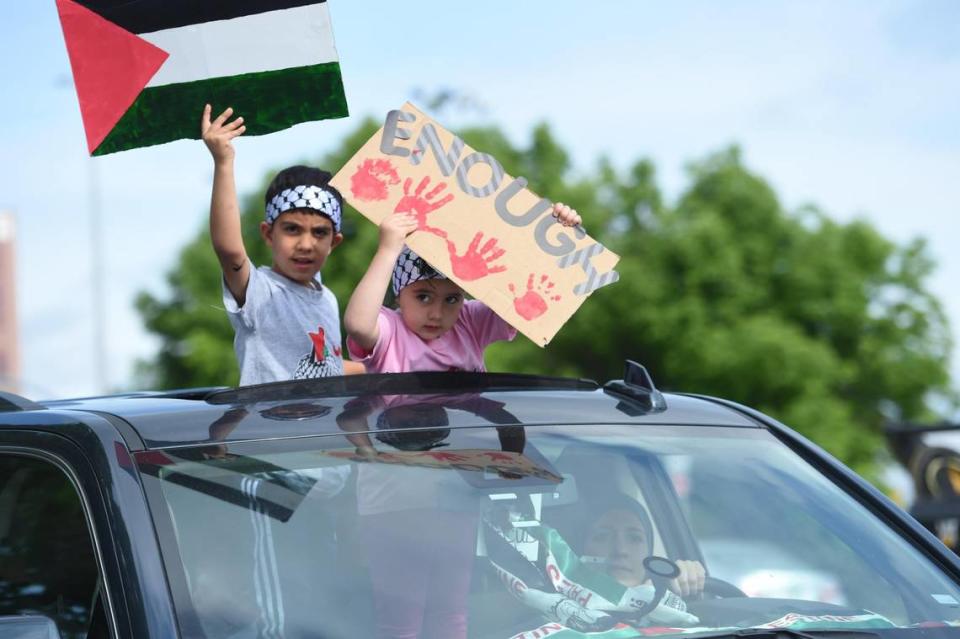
left=2, top=361, right=960, bottom=639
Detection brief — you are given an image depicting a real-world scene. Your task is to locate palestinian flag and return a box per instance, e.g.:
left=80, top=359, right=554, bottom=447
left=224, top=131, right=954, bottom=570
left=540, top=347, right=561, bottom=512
left=55, top=0, right=348, bottom=156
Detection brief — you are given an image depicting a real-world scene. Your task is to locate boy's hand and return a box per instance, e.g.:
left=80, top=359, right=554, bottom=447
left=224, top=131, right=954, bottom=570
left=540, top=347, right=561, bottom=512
left=552, top=202, right=582, bottom=228
left=379, top=211, right=418, bottom=253
left=201, top=104, right=246, bottom=163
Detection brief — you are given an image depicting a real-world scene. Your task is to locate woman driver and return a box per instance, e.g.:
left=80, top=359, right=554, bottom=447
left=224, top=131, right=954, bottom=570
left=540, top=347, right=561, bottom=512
left=490, top=492, right=704, bottom=635
left=579, top=493, right=705, bottom=597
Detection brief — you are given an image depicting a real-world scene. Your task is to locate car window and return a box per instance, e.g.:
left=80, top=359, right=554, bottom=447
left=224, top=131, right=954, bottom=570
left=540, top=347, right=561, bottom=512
left=137, top=421, right=960, bottom=639
left=0, top=454, right=104, bottom=638
left=667, top=449, right=911, bottom=618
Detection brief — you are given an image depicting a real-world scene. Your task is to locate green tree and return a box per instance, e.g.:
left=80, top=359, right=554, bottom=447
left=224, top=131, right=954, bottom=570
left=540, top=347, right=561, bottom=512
left=136, top=118, right=954, bottom=476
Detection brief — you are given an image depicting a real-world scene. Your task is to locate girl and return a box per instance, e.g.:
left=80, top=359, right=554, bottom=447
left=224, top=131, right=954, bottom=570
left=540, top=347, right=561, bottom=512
left=343, top=204, right=579, bottom=639
left=344, top=204, right=581, bottom=372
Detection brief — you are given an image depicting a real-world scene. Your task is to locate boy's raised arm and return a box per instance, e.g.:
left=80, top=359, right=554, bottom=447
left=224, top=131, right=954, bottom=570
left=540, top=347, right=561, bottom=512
left=201, top=104, right=250, bottom=306
left=344, top=212, right=418, bottom=351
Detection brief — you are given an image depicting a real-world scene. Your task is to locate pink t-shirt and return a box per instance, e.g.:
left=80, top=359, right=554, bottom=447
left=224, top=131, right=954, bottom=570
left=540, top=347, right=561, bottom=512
left=347, top=300, right=517, bottom=373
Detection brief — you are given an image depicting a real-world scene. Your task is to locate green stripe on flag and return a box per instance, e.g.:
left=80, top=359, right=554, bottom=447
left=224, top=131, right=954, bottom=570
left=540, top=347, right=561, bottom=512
left=94, top=62, right=347, bottom=155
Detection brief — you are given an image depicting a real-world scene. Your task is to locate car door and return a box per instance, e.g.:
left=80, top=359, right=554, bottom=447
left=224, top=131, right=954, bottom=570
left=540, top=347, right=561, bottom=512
left=0, top=406, right=193, bottom=639
left=0, top=434, right=112, bottom=638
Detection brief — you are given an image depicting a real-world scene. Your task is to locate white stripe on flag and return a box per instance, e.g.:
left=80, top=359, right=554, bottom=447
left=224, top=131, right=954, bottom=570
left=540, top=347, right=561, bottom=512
left=142, top=4, right=339, bottom=88
left=262, top=501, right=286, bottom=637
left=242, top=479, right=269, bottom=634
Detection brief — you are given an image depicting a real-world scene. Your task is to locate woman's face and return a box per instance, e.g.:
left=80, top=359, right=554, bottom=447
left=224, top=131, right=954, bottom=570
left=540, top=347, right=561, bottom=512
left=583, top=508, right=650, bottom=587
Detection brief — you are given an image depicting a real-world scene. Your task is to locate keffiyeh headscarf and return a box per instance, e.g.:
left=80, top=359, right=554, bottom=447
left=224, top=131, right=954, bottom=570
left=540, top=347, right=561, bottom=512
left=392, top=246, right=447, bottom=295
left=265, top=184, right=342, bottom=232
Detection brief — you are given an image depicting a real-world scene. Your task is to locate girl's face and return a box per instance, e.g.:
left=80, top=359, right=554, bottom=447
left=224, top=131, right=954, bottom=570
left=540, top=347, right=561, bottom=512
left=583, top=508, right=650, bottom=587
left=396, top=279, right=465, bottom=341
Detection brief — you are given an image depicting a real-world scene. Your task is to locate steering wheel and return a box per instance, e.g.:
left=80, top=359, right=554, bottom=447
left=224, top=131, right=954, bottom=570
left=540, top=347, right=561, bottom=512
left=643, top=557, right=747, bottom=600
left=702, top=575, right=747, bottom=598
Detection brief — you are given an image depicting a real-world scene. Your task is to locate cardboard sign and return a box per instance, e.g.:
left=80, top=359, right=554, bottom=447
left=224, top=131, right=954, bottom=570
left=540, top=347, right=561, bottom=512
left=324, top=448, right=562, bottom=483
left=330, top=103, right=620, bottom=346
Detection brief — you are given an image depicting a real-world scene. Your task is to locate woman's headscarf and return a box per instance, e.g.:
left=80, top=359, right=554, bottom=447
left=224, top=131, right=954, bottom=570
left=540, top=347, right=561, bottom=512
left=569, top=492, right=655, bottom=556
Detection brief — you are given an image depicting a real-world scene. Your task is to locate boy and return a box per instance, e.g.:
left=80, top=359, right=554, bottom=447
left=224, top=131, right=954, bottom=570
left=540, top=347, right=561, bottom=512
left=201, top=104, right=363, bottom=384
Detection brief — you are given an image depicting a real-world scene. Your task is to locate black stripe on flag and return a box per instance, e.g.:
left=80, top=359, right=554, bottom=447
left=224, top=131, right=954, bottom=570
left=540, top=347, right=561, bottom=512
left=74, top=0, right=325, bottom=34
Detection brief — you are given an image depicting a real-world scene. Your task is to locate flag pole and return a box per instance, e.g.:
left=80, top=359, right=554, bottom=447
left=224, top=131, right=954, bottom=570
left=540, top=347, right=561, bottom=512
left=88, top=157, right=107, bottom=394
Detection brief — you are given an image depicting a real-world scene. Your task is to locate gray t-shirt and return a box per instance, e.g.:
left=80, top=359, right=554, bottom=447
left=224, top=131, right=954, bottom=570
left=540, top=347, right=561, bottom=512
left=223, top=264, right=344, bottom=386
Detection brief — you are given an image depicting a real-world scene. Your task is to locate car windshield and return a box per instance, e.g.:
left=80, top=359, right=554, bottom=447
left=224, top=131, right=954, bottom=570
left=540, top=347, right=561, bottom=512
left=136, top=411, right=960, bottom=639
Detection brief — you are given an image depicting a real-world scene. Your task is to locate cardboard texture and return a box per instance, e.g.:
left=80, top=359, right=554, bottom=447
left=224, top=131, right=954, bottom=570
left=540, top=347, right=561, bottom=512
left=325, top=449, right=562, bottom=483
left=330, top=103, right=620, bottom=346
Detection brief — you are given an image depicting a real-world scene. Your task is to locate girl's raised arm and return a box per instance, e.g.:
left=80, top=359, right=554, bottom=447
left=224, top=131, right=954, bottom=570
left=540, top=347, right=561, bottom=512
left=344, top=212, right=418, bottom=351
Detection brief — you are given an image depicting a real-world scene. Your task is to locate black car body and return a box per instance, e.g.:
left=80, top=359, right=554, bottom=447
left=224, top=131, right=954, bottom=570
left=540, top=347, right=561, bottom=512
left=2, top=364, right=960, bottom=639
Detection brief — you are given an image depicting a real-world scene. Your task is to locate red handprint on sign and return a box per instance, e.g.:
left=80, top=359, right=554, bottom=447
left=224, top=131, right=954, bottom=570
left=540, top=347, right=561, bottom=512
left=446, top=232, right=507, bottom=281
left=349, top=158, right=401, bottom=201
left=393, top=176, right=454, bottom=238
left=509, top=274, right=561, bottom=321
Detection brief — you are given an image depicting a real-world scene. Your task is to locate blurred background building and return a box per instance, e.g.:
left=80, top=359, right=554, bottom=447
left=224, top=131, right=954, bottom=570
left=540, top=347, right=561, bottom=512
left=0, top=212, right=19, bottom=393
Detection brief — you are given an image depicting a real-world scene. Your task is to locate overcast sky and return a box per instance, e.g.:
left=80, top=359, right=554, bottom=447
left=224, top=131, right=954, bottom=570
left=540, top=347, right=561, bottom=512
left=1, top=1, right=958, bottom=403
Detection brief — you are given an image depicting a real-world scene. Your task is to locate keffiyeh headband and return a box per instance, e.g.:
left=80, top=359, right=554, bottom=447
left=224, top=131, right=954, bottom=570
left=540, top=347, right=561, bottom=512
left=265, top=185, right=342, bottom=232
left=392, top=246, right=447, bottom=295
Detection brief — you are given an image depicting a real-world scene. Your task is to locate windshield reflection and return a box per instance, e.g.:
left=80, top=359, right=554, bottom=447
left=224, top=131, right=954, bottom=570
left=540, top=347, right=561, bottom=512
left=135, top=416, right=960, bottom=639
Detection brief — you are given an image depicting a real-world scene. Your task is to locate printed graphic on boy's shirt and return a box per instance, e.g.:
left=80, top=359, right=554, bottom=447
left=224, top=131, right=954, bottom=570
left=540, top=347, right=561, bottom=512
left=293, top=326, right=343, bottom=378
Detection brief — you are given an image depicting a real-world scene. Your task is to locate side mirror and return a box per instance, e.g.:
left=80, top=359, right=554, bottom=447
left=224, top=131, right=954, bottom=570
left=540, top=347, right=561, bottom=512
left=0, top=615, right=63, bottom=639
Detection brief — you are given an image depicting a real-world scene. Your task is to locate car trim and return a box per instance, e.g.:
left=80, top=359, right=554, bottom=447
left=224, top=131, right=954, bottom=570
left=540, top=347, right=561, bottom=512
left=85, top=410, right=147, bottom=451
left=136, top=464, right=223, bottom=638
left=205, top=371, right=600, bottom=405
left=630, top=450, right=705, bottom=564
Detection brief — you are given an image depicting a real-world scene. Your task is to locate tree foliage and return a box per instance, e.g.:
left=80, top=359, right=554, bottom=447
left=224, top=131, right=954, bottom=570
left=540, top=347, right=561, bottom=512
left=136, top=117, right=954, bottom=475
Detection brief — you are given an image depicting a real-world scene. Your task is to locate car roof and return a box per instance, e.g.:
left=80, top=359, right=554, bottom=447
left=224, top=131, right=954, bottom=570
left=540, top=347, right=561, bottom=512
left=5, top=369, right=761, bottom=451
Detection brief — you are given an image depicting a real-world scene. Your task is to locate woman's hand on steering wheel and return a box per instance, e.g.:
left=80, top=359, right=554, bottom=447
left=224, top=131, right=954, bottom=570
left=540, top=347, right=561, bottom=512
left=670, top=560, right=706, bottom=597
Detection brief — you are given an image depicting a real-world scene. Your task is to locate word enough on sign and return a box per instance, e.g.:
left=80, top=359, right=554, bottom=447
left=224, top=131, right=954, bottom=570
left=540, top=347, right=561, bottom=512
left=331, top=102, right=620, bottom=346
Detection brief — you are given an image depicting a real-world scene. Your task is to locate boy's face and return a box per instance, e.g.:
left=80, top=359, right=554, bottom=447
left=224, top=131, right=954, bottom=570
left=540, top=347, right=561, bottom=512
left=396, top=279, right=465, bottom=341
left=260, top=210, right=343, bottom=285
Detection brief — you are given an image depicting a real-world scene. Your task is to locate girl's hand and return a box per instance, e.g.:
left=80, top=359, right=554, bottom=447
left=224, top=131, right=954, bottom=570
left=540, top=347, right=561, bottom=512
left=379, top=211, right=418, bottom=253
left=552, top=202, right=582, bottom=228
left=201, top=104, right=245, bottom=164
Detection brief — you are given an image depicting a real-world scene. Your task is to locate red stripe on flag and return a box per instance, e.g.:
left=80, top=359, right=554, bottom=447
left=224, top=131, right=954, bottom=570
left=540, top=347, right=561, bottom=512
left=55, top=0, right=169, bottom=154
